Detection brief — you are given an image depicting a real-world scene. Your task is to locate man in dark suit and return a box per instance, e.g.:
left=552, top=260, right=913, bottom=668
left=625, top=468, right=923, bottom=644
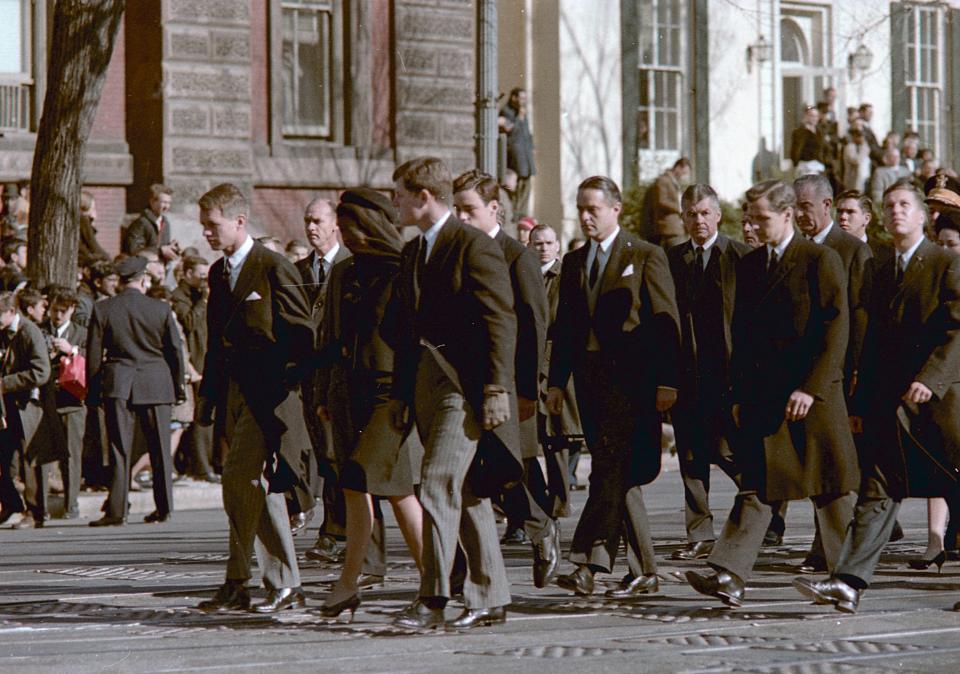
left=42, top=288, right=88, bottom=519
left=0, top=292, right=52, bottom=529
left=667, top=184, right=750, bottom=560
left=686, top=180, right=859, bottom=607
left=549, top=176, right=681, bottom=598
left=530, top=223, right=583, bottom=515
left=85, top=256, right=185, bottom=527
left=196, top=183, right=314, bottom=614
left=387, top=157, right=517, bottom=629
left=795, top=181, right=960, bottom=613
left=294, top=198, right=352, bottom=552
left=453, top=169, right=559, bottom=588
left=122, top=183, right=180, bottom=264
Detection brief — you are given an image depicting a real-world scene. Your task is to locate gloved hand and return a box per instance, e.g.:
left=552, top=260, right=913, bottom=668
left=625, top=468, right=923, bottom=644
left=388, top=399, right=409, bottom=432
left=482, top=385, right=511, bottom=430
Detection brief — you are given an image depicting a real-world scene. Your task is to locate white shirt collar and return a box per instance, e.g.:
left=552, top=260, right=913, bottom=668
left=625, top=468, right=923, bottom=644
left=422, top=210, right=451, bottom=259
left=541, top=259, right=557, bottom=275
left=593, top=226, right=621, bottom=255
left=56, top=321, right=71, bottom=338
left=692, top=231, right=719, bottom=251
left=859, top=232, right=868, bottom=243
left=811, top=221, right=834, bottom=245
left=226, top=235, right=255, bottom=269
left=8, top=312, right=20, bottom=334
left=322, top=242, right=340, bottom=266
left=898, top=235, right=925, bottom=269
left=767, top=229, right=795, bottom=260
left=486, top=225, right=501, bottom=240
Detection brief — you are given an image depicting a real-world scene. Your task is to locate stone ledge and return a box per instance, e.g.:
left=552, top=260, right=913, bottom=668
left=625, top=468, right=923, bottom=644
left=167, top=0, right=250, bottom=25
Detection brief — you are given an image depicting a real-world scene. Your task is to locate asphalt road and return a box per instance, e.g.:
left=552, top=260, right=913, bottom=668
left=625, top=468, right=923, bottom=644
left=1, top=461, right=958, bottom=673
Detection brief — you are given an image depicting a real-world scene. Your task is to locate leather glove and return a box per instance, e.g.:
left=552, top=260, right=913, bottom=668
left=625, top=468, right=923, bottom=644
left=482, top=385, right=511, bottom=430
left=388, top=399, right=409, bottom=433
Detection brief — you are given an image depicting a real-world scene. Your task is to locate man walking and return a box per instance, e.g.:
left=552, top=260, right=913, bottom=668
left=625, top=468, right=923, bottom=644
left=86, top=257, right=185, bottom=526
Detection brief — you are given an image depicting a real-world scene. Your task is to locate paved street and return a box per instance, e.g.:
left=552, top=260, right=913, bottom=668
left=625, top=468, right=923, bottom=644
left=2, top=460, right=959, bottom=673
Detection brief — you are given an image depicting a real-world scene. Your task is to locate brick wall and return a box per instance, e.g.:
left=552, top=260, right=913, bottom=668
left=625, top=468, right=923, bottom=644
left=249, top=0, right=269, bottom=146
left=252, top=187, right=338, bottom=244
left=85, top=186, right=127, bottom=256
left=90, top=22, right=126, bottom=140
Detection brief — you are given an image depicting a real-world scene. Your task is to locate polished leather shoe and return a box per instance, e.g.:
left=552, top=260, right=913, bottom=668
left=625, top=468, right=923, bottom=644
left=357, top=574, right=385, bottom=589
left=762, top=529, right=783, bottom=547
left=797, top=555, right=827, bottom=574
left=793, top=577, right=860, bottom=614
left=393, top=599, right=445, bottom=630
left=670, top=540, right=714, bottom=561
left=889, top=520, right=905, bottom=542
left=250, top=587, right=306, bottom=613
left=684, top=569, right=745, bottom=607
left=289, top=508, right=315, bottom=536
left=143, top=510, right=171, bottom=524
left=198, top=581, right=251, bottom=612
left=305, top=535, right=344, bottom=562
left=89, top=515, right=125, bottom=527
left=446, top=606, right=507, bottom=630
left=532, top=521, right=560, bottom=588
left=500, top=527, right=530, bottom=545
left=556, top=565, right=594, bottom=596
left=604, top=573, right=659, bottom=598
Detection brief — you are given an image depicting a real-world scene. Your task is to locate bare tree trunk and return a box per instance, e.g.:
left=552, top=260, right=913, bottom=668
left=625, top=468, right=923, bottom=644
left=27, top=0, right=126, bottom=289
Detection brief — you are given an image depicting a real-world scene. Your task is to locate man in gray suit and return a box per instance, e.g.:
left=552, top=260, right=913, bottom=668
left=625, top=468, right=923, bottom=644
left=388, top=157, right=517, bottom=630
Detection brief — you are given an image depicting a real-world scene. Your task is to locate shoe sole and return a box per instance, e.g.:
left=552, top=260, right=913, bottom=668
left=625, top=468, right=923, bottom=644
left=251, top=600, right=306, bottom=614
left=445, top=618, right=507, bottom=630
left=793, top=579, right=855, bottom=612
left=684, top=571, right=742, bottom=608
left=556, top=578, right=592, bottom=596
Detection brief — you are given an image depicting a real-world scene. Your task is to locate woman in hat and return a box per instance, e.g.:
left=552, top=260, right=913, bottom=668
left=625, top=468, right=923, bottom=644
left=316, top=188, right=423, bottom=619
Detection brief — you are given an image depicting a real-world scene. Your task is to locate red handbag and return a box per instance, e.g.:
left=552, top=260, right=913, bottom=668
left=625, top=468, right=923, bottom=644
left=58, top=354, right=87, bottom=401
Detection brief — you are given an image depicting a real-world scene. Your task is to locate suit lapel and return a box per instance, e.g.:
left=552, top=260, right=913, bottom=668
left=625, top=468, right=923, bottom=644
left=759, top=235, right=798, bottom=303
left=598, top=231, right=628, bottom=295
left=421, top=217, right=458, bottom=294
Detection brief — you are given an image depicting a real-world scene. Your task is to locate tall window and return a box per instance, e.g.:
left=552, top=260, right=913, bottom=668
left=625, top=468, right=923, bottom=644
left=0, top=0, right=32, bottom=133
left=637, top=0, right=684, bottom=151
left=279, top=0, right=339, bottom=139
left=904, top=3, right=943, bottom=152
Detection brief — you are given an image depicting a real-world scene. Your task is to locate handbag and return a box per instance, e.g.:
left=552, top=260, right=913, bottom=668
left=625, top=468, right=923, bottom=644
left=58, top=354, right=87, bottom=401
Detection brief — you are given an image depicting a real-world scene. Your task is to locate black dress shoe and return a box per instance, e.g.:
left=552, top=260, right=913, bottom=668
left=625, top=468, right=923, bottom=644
left=604, top=573, right=659, bottom=598
left=446, top=606, right=507, bottom=630
left=143, top=510, right=171, bottom=524
left=393, top=599, right=445, bottom=630
left=889, top=520, right=904, bottom=542
left=556, top=565, right=594, bottom=596
left=797, top=555, right=827, bottom=574
left=793, top=576, right=860, bottom=613
left=305, top=535, right=343, bottom=562
left=684, top=569, right=745, bottom=607
left=532, top=521, right=560, bottom=588
left=500, top=527, right=530, bottom=545
left=198, top=581, right=251, bottom=612
left=762, top=529, right=783, bottom=547
left=670, top=540, right=714, bottom=560
left=357, top=574, right=385, bottom=589
left=251, top=587, right=306, bottom=613
left=289, top=508, right=315, bottom=536
left=89, top=515, right=125, bottom=527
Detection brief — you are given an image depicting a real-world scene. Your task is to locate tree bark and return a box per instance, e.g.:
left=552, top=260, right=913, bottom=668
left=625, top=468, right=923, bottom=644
left=27, top=0, right=126, bottom=289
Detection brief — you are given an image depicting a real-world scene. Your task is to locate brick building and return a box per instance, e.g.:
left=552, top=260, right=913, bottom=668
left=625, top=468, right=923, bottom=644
left=0, top=0, right=479, bottom=254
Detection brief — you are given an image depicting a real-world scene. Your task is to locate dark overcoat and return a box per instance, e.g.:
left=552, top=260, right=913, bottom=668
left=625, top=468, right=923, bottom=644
left=2, top=317, right=52, bottom=464
left=538, top=259, right=582, bottom=439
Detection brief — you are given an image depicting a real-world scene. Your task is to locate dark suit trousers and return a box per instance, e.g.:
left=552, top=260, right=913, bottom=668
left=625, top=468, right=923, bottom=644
left=58, top=408, right=85, bottom=511
left=501, top=458, right=553, bottom=540
left=104, top=399, right=172, bottom=519
left=673, top=396, right=740, bottom=542
left=0, top=402, right=46, bottom=518
left=569, top=354, right=656, bottom=577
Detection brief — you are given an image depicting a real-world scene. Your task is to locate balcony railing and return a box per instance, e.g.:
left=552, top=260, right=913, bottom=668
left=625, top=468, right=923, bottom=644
left=0, top=76, right=33, bottom=133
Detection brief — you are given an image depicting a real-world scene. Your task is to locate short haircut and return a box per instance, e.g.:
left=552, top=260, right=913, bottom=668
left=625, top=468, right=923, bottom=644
left=16, top=288, right=42, bottom=313
left=510, top=87, right=525, bottom=98
left=80, top=190, right=95, bottom=214
left=1, top=238, right=26, bottom=264
left=147, top=285, right=172, bottom=302
left=835, top=190, right=873, bottom=215
left=181, top=255, right=209, bottom=275
left=150, top=183, right=173, bottom=200
left=882, top=179, right=928, bottom=221
left=529, top=223, right=556, bottom=240
left=198, top=183, right=248, bottom=218
left=577, top=176, right=622, bottom=206
left=0, top=291, right=16, bottom=313
left=858, top=103, right=872, bottom=112
left=794, top=173, right=833, bottom=202
left=285, top=239, right=307, bottom=253
left=673, top=157, right=691, bottom=171
left=90, top=260, right=118, bottom=282
left=392, top=157, right=453, bottom=205
left=453, top=169, right=500, bottom=204
left=745, top=180, right=796, bottom=212
left=48, top=287, right=78, bottom=308
left=681, top=183, right=720, bottom=211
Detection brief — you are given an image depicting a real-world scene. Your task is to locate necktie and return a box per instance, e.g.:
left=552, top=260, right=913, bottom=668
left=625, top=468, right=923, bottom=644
left=767, top=249, right=779, bottom=281
left=223, top=258, right=233, bottom=289
left=156, top=215, right=164, bottom=235
left=693, top=246, right=705, bottom=285
left=896, top=255, right=906, bottom=285
left=588, top=248, right=600, bottom=289
left=316, top=257, right=326, bottom=285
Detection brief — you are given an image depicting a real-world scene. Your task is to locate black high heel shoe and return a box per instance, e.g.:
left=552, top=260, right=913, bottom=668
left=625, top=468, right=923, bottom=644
left=320, top=593, right=360, bottom=620
left=907, top=551, right=946, bottom=572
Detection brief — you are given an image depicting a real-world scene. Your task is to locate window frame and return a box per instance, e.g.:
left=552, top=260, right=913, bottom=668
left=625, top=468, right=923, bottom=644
left=0, top=0, right=44, bottom=135
left=904, top=2, right=944, bottom=155
left=636, top=0, right=686, bottom=153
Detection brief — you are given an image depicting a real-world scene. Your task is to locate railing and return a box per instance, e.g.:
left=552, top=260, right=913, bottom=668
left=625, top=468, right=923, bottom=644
left=0, top=75, right=33, bottom=133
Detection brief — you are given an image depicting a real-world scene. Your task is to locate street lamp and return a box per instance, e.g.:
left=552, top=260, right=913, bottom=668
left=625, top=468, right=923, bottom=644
left=747, top=35, right=772, bottom=73
left=848, top=43, right=873, bottom=78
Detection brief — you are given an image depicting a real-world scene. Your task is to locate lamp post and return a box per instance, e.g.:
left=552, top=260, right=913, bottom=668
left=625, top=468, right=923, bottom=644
left=476, top=0, right=498, bottom=175
left=747, top=35, right=772, bottom=74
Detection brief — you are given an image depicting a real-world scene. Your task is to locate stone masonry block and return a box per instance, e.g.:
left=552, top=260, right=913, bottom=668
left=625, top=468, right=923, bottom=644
left=436, top=48, right=473, bottom=78
left=167, top=30, right=210, bottom=60
left=169, top=105, right=211, bottom=135
left=167, top=0, right=251, bottom=24
left=169, top=143, right=253, bottom=175
left=396, top=113, right=439, bottom=144
left=212, top=31, right=250, bottom=61
left=440, top=116, right=474, bottom=146
left=396, top=7, right=472, bottom=43
left=397, top=46, right=437, bottom=75
left=165, top=66, right=250, bottom=101
left=398, top=80, right=472, bottom=111
left=212, top=107, right=251, bottom=137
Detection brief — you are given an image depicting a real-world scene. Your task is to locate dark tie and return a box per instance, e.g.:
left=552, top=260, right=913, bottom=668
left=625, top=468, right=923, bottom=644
left=767, top=249, right=779, bottom=281
left=315, top=257, right=326, bottom=285
left=693, top=246, right=705, bottom=286
left=895, top=255, right=906, bottom=285
left=222, top=258, right=233, bottom=288
left=588, top=249, right=600, bottom=289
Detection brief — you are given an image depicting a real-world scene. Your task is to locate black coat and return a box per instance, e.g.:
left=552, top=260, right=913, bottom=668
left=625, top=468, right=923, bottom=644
left=122, top=209, right=170, bottom=255
left=1, top=317, right=52, bottom=463
left=171, top=280, right=207, bottom=371
left=731, top=235, right=859, bottom=500
left=856, top=238, right=960, bottom=498
left=296, top=246, right=352, bottom=328
left=41, top=320, right=87, bottom=410
left=199, top=242, right=315, bottom=492
left=389, top=216, right=521, bottom=495
left=86, top=288, right=185, bottom=406
left=539, top=259, right=582, bottom=439
left=548, top=230, right=681, bottom=485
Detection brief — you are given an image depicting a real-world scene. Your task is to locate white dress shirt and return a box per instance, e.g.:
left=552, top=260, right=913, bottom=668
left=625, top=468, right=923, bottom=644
left=422, top=211, right=452, bottom=261
left=586, top=226, right=621, bottom=285
left=810, top=221, right=834, bottom=245
left=766, top=229, right=795, bottom=268
left=692, top=231, right=719, bottom=268
left=314, top=242, right=340, bottom=281
left=897, top=234, right=925, bottom=273
left=224, top=235, right=255, bottom=290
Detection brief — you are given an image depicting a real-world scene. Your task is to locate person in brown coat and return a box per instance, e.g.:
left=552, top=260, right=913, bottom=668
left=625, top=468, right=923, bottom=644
left=642, top=158, right=691, bottom=249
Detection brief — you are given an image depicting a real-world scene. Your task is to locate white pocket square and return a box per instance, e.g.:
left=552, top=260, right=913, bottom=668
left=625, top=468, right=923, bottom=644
left=621, top=264, right=634, bottom=277
left=245, top=291, right=262, bottom=301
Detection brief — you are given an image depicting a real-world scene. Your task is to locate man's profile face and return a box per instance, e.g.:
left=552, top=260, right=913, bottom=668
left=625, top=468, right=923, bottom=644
left=682, top=198, right=721, bottom=245
left=150, top=193, right=172, bottom=216
left=577, top=188, right=621, bottom=241
left=49, top=302, right=75, bottom=328
left=393, top=183, right=427, bottom=228
left=303, top=200, right=338, bottom=252
left=454, top=189, right=498, bottom=234
left=0, top=308, right=16, bottom=330
left=200, top=207, right=245, bottom=252
left=794, top=186, right=831, bottom=236
left=747, top=197, right=793, bottom=245
left=511, top=90, right=527, bottom=109
left=185, top=264, right=209, bottom=289
left=530, top=227, right=560, bottom=264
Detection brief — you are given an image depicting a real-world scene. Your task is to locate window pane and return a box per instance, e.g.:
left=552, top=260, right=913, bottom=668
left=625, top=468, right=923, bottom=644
left=637, top=109, right=650, bottom=149
left=639, top=0, right=654, bottom=65
left=0, top=0, right=23, bottom=73
left=639, top=69, right=649, bottom=106
left=281, top=5, right=332, bottom=137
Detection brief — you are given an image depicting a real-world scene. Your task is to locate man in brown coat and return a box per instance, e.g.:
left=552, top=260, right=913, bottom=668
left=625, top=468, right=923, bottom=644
left=642, top=158, right=691, bottom=249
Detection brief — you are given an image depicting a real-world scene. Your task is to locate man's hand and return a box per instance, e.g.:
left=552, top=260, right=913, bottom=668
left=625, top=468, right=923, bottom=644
left=160, top=243, right=180, bottom=262
left=847, top=372, right=859, bottom=399
left=655, top=386, right=677, bottom=413
left=52, top=337, right=73, bottom=356
left=903, top=381, right=933, bottom=405
left=388, top=399, right=408, bottom=432
left=546, top=387, right=564, bottom=416
left=785, top=389, right=815, bottom=421
left=482, top=386, right=511, bottom=430
left=849, top=416, right=863, bottom=434
left=518, top=396, right=536, bottom=422
left=316, top=405, right=330, bottom=422
left=732, top=404, right=741, bottom=428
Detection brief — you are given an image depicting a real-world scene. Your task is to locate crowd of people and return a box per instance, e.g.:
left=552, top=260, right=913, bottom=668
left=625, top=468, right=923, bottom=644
left=2, top=115, right=960, bottom=628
